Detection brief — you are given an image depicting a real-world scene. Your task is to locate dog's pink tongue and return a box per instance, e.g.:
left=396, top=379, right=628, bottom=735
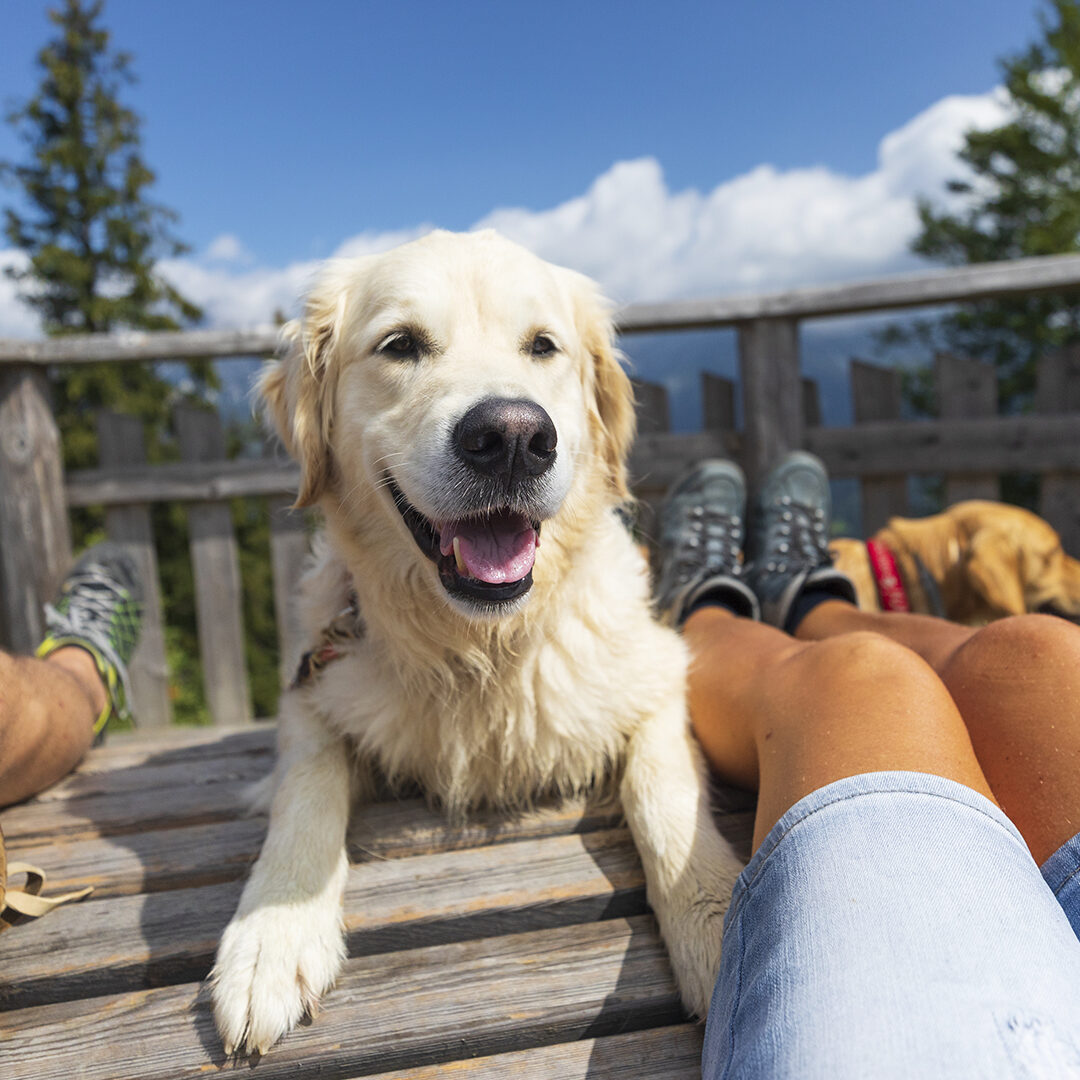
left=439, top=513, right=537, bottom=584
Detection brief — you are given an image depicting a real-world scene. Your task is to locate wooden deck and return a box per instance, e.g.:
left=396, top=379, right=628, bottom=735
left=0, top=724, right=755, bottom=1078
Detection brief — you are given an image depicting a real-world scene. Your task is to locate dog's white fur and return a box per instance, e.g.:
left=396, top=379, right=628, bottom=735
left=211, top=230, right=743, bottom=1054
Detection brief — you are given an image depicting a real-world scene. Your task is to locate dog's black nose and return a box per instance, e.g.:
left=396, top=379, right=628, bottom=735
left=454, top=397, right=557, bottom=486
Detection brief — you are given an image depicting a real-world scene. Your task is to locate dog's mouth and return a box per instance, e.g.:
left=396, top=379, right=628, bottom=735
left=386, top=476, right=540, bottom=605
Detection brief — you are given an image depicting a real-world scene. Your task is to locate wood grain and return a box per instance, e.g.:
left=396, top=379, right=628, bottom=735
left=850, top=359, right=907, bottom=535
left=1, top=916, right=688, bottom=1080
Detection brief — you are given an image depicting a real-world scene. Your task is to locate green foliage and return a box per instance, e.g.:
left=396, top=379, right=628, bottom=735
left=890, top=0, right=1080, bottom=411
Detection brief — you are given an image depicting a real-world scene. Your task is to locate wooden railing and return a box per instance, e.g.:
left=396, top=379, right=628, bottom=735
left=1, top=252, right=1080, bottom=727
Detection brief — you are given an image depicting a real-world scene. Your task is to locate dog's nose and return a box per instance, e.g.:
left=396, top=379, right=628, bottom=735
left=454, top=397, right=557, bottom=486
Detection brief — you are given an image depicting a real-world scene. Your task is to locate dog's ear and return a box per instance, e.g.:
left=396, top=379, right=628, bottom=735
left=572, top=276, right=635, bottom=498
left=964, top=531, right=1027, bottom=616
left=258, top=267, right=350, bottom=507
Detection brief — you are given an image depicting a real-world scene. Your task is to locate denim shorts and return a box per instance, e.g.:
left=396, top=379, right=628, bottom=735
left=703, top=771, right=1080, bottom=1079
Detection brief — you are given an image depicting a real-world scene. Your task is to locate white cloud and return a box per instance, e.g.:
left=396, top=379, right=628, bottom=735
left=0, top=86, right=1012, bottom=338
left=204, top=233, right=254, bottom=264
left=0, top=249, right=39, bottom=338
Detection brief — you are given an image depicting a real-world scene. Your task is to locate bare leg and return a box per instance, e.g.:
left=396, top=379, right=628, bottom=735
left=799, top=602, right=1080, bottom=864
left=683, top=606, right=995, bottom=852
left=0, top=647, right=106, bottom=807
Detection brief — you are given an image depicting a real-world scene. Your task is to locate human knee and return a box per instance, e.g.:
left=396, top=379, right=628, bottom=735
left=942, top=613, right=1080, bottom=687
left=785, top=630, right=938, bottom=701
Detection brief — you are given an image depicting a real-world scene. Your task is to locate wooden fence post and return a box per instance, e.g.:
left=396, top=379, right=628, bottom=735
left=935, top=352, right=999, bottom=504
left=268, top=496, right=309, bottom=683
left=738, top=317, right=802, bottom=485
left=97, top=412, right=172, bottom=727
left=701, top=372, right=736, bottom=433
left=175, top=405, right=252, bottom=725
left=802, top=378, right=822, bottom=430
left=0, top=367, right=71, bottom=653
left=1037, top=345, right=1080, bottom=555
left=628, top=378, right=671, bottom=544
left=850, top=359, right=908, bottom=535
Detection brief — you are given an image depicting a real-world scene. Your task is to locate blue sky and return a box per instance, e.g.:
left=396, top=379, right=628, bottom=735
left=1, top=1, right=1040, bottom=271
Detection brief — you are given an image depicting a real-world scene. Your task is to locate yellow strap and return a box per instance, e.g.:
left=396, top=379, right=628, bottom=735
left=1, top=860, right=92, bottom=929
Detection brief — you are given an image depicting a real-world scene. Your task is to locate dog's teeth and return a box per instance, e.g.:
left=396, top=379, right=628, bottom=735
left=453, top=535, right=468, bottom=576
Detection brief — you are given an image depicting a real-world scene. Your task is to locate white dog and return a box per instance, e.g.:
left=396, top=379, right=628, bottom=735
left=211, top=230, right=744, bottom=1055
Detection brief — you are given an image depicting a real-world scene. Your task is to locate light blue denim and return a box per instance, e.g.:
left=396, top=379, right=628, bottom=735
left=703, top=771, right=1080, bottom=1079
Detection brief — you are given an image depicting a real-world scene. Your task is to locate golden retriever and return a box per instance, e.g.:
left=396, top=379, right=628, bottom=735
left=210, top=230, right=743, bottom=1055
left=830, top=501, right=1080, bottom=624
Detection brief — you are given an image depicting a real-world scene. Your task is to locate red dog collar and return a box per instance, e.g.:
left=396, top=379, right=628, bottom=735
left=865, top=539, right=911, bottom=613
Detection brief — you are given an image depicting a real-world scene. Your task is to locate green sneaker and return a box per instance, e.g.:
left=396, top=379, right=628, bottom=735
left=36, top=543, right=144, bottom=737
left=654, top=459, right=760, bottom=625
left=744, top=452, right=856, bottom=630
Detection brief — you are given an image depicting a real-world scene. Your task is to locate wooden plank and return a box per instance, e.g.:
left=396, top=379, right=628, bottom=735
left=0, top=326, right=281, bottom=365
left=806, top=413, right=1080, bottom=476
left=1, top=828, right=652, bottom=1009
left=96, top=412, right=171, bottom=727
left=701, top=372, right=736, bottom=431
left=65, top=456, right=299, bottom=507
left=935, top=352, right=998, bottom=504
left=268, top=495, right=310, bottom=680
left=175, top=405, right=252, bottom=726
left=0, top=366, right=72, bottom=652
left=35, top=742, right=274, bottom=802
left=2, top=784, right=751, bottom=901
left=615, top=252, right=1080, bottom=332
left=5, top=254, right=1080, bottom=365
left=738, top=317, right=801, bottom=484
left=631, top=378, right=671, bottom=435
left=802, top=377, right=822, bottom=429
left=360, top=1026, right=704, bottom=1080
left=0, top=916, right=686, bottom=1080
left=70, top=724, right=274, bottom=773
left=850, top=359, right=907, bottom=535
left=1036, top=346, right=1080, bottom=556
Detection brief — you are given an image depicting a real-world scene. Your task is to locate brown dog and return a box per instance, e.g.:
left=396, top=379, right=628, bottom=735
left=830, top=501, right=1080, bottom=625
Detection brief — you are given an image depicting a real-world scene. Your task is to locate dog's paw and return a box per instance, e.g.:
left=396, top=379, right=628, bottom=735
left=211, top=901, right=345, bottom=1056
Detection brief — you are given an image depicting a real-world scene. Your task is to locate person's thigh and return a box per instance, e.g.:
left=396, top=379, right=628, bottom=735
left=704, top=771, right=1080, bottom=1080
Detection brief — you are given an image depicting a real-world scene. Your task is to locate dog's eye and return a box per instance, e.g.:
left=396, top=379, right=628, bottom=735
left=530, top=333, right=557, bottom=358
left=379, top=331, right=419, bottom=359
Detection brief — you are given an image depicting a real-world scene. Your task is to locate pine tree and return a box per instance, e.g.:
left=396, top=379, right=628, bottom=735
left=1, top=0, right=210, bottom=468
left=903, top=0, right=1080, bottom=410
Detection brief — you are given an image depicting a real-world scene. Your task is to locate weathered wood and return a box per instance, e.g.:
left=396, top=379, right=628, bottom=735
left=268, top=495, right=310, bottom=679
left=65, top=456, right=299, bottom=507
left=0, top=326, right=281, bottom=365
left=1, top=828, right=652, bottom=1008
left=0, top=366, right=72, bottom=652
left=615, top=252, right=1080, bottom=332
left=362, top=1025, right=704, bottom=1080
left=802, top=377, right=822, bottom=429
left=96, top=412, right=171, bottom=727
left=935, top=352, right=999, bottom=504
left=701, top=372, right=736, bottom=431
left=69, top=724, right=274, bottom=773
left=1037, top=346, right=1080, bottom=555
left=1, top=256, right=1079, bottom=365
left=809, top=413, right=1080, bottom=476
left=738, top=317, right=801, bottom=484
left=175, top=405, right=252, bottom=726
left=631, top=378, right=671, bottom=435
left=850, top=359, right=907, bottom=535
left=1, top=916, right=686, bottom=1080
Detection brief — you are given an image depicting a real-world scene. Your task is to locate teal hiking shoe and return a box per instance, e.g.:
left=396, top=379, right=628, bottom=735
left=744, top=452, right=856, bottom=631
left=36, top=543, right=144, bottom=737
left=654, top=459, right=759, bottom=626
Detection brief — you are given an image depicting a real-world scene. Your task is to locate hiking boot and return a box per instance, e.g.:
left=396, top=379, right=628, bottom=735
left=744, top=451, right=856, bottom=630
left=654, top=459, right=759, bottom=626
left=35, top=542, right=144, bottom=737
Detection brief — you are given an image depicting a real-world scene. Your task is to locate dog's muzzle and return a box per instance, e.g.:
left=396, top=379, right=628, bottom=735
left=386, top=398, right=559, bottom=609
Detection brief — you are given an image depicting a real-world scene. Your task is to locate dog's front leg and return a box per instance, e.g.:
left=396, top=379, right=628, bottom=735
left=211, top=720, right=352, bottom=1056
left=621, top=702, right=745, bottom=1019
